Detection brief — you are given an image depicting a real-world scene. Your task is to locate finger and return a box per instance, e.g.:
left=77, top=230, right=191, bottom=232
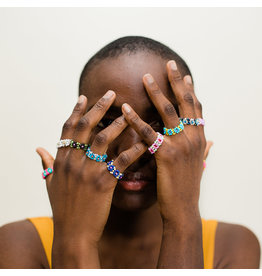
left=70, top=90, right=116, bottom=161
left=166, top=60, right=196, bottom=119
left=121, top=103, right=158, bottom=147
left=113, top=141, right=148, bottom=172
left=204, top=141, right=214, bottom=160
left=143, top=73, right=180, bottom=129
left=36, top=147, right=54, bottom=188
left=90, top=115, right=128, bottom=156
left=56, top=95, right=88, bottom=160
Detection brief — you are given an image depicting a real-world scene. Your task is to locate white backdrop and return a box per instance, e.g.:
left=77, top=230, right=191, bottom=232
left=0, top=7, right=261, bottom=265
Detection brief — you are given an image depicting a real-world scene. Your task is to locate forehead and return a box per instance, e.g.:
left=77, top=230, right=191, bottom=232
left=83, top=52, right=176, bottom=118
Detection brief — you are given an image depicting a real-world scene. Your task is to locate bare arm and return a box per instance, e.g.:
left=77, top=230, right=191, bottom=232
left=214, top=222, right=260, bottom=269
left=0, top=220, right=47, bottom=268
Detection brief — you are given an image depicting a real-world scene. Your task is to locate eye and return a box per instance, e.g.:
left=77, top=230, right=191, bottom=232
left=97, top=118, right=113, bottom=129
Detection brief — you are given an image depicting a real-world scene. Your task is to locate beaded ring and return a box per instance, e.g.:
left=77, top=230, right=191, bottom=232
left=180, top=118, right=205, bottom=126
left=42, top=167, right=53, bottom=179
left=57, top=139, right=72, bottom=149
left=106, top=160, right=124, bottom=179
left=148, top=132, right=164, bottom=154
left=70, top=140, right=90, bottom=151
left=163, top=120, right=184, bottom=136
left=86, top=147, right=107, bottom=162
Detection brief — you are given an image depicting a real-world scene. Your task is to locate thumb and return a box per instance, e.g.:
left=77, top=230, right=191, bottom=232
left=36, top=147, right=54, bottom=186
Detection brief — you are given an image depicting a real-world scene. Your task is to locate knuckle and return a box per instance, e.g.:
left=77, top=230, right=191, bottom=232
left=112, top=118, right=123, bottom=128
left=77, top=117, right=91, bottom=131
left=150, top=83, right=161, bottom=95
left=118, top=152, right=130, bottom=167
left=63, top=119, right=75, bottom=131
left=183, top=92, right=194, bottom=105
left=94, top=98, right=106, bottom=110
left=94, top=132, right=108, bottom=146
left=141, top=126, right=153, bottom=138
left=195, top=100, right=203, bottom=112
left=72, top=102, right=82, bottom=113
left=164, top=103, right=176, bottom=116
left=130, top=114, right=139, bottom=124
left=133, top=143, right=143, bottom=153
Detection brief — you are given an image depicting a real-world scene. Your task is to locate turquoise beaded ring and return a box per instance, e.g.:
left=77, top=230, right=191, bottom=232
left=86, top=147, right=107, bottom=162
left=42, top=167, right=53, bottom=179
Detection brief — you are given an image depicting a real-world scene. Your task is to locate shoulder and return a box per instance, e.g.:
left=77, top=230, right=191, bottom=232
left=213, top=221, right=260, bottom=268
left=0, top=218, right=49, bottom=268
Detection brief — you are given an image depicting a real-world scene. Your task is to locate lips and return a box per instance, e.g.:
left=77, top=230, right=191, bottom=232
left=117, top=171, right=155, bottom=192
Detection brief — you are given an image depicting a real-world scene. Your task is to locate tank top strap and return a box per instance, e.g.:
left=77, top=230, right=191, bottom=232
left=201, top=218, right=218, bottom=269
left=27, top=216, right=53, bottom=268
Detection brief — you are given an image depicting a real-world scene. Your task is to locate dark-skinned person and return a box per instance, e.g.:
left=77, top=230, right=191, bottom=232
left=0, top=36, right=260, bottom=269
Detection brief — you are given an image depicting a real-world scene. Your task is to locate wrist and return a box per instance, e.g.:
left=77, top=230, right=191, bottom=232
left=162, top=207, right=202, bottom=236
left=52, top=235, right=100, bottom=268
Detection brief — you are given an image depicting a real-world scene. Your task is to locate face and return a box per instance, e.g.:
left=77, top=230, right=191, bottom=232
left=81, top=52, right=179, bottom=211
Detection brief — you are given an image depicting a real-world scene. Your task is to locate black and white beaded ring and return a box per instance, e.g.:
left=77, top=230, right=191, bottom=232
left=180, top=118, right=205, bottom=126
left=70, top=140, right=90, bottom=151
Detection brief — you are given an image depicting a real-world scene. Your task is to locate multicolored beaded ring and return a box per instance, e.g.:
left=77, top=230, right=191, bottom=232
left=42, top=167, right=53, bottom=179
left=70, top=140, right=90, bottom=151
left=148, top=132, right=164, bottom=154
left=163, top=120, right=184, bottom=136
left=86, top=146, right=107, bottom=162
left=106, top=160, right=124, bottom=179
left=180, top=118, right=205, bottom=126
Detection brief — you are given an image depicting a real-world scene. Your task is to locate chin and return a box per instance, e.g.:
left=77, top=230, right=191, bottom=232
left=111, top=182, right=157, bottom=212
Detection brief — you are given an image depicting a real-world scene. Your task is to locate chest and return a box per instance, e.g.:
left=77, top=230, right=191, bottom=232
left=98, top=236, right=161, bottom=269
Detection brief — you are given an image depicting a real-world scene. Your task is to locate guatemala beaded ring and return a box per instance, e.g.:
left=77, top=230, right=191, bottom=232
left=163, top=120, right=184, bottom=136
left=42, top=167, right=53, bottom=179
left=86, top=147, right=107, bottom=162
left=148, top=132, right=164, bottom=154
left=106, top=160, right=124, bottom=180
left=70, top=140, right=90, bottom=151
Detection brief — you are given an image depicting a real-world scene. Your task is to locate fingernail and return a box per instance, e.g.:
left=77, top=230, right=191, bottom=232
left=169, top=60, right=177, bottom=71
left=185, top=75, right=192, bottom=84
left=78, top=95, right=85, bottom=103
left=103, top=90, right=115, bottom=99
left=144, top=74, right=154, bottom=84
left=122, top=103, right=131, bottom=113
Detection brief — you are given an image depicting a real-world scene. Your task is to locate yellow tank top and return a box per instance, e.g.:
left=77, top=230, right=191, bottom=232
left=27, top=217, right=217, bottom=269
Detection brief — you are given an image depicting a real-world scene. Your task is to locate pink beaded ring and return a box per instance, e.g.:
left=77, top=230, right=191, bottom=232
left=148, top=132, right=164, bottom=154
left=42, top=167, right=53, bottom=179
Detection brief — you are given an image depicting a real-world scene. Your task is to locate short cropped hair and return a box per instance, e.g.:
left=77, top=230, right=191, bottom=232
left=79, top=36, right=193, bottom=93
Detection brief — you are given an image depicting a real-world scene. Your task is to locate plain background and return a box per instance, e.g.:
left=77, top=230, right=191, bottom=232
left=0, top=8, right=261, bottom=266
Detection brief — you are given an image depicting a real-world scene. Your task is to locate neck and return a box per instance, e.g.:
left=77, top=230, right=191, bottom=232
left=103, top=202, right=163, bottom=239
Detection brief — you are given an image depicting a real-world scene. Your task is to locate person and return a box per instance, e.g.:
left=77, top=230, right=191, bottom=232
left=0, top=36, right=260, bottom=269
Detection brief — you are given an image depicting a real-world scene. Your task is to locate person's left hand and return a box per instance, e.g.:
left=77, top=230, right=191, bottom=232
left=121, top=60, right=208, bottom=226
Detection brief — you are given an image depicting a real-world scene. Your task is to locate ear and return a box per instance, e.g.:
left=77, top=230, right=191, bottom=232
left=204, top=140, right=214, bottom=160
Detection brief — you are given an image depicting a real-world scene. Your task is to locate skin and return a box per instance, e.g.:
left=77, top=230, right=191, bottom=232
left=0, top=52, right=260, bottom=268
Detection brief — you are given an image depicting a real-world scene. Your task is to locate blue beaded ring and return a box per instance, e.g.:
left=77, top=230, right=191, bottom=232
left=163, top=120, right=184, bottom=136
left=86, top=147, right=107, bottom=162
left=106, top=160, right=124, bottom=180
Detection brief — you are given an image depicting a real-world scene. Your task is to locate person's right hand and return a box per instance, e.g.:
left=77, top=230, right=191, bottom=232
left=36, top=91, right=147, bottom=246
